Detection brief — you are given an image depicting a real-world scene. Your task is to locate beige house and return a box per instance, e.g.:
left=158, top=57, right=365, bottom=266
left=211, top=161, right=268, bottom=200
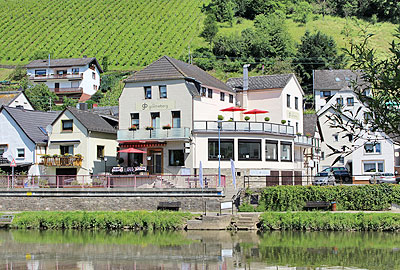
left=44, top=107, right=118, bottom=177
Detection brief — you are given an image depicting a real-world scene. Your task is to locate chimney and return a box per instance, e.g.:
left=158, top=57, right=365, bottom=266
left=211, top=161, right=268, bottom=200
left=243, top=64, right=250, bottom=91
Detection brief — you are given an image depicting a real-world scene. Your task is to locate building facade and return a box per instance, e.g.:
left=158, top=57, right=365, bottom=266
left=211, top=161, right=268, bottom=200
left=0, top=91, right=33, bottom=110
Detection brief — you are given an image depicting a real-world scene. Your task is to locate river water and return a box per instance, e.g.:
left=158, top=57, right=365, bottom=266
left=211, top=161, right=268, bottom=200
left=0, top=230, right=399, bottom=270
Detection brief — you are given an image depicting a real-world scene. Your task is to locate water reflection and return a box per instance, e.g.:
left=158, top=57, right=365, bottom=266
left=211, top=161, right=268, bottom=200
left=0, top=230, right=399, bottom=269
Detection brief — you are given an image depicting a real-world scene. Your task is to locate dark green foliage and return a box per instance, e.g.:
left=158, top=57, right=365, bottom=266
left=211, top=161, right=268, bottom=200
left=200, top=15, right=219, bottom=45
left=7, top=66, right=26, bottom=81
left=260, top=212, right=400, bottom=231
left=192, top=47, right=217, bottom=71
left=11, top=211, right=193, bottom=230
left=209, top=0, right=236, bottom=25
left=257, top=184, right=400, bottom=211
left=30, top=50, right=51, bottom=61
left=295, top=31, right=345, bottom=93
left=101, top=56, right=109, bottom=72
left=25, top=83, right=58, bottom=111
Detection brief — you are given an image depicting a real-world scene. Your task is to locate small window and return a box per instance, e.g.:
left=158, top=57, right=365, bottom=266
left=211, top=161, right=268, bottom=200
left=339, top=156, right=344, bottom=164
left=72, top=68, right=79, bottom=74
left=208, top=89, right=213, bottom=98
left=92, top=72, right=96, bottom=79
left=322, top=91, right=331, bottom=97
left=364, top=112, right=372, bottom=122
left=220, top=92, right=225, bottom=101
left=169, top=150, right=184, bottom=166
left=364, top=143, right=381, bottom=154
left=229, top=94, right=233, bottom=103
left=17, top=148, right=25, bottom=158
left=201, top=87, right=207, bottom=97
left=97, top=145, right=105, bottom=159
left=321, top=152, right=325, bottom=160
left=159, top=85, right=167, bottom=98
left=265, top=140, right=278, bottom=161
left=336, top=98, right=343, bottom=105
left=287, top=94, right=291, bottom=108
left=295, top=97, right=299, bottom=110
left=288, top=120, right=291, bottom=126
left=347, top=97, right=354, bottom=106
left=172, top=111, right=181, bottom=128
left=60, top=145, right=74, bottom=155
left=93, top=85, right=97, bottom=91
left=131, top=113, right=139, bottom=129
left=62, top=120, right=73, bottom=131
left=144, top=86, right=152, bottom=99
left=281, top=142, right=292, bottom=161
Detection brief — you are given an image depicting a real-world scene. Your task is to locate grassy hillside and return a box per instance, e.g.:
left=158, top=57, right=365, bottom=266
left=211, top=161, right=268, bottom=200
left=0, top=0, right=206, bottom=70
left=0, top=68, right=13, bottom=81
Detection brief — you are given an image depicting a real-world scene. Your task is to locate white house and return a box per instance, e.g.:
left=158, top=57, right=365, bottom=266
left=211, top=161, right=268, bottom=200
left=25, top=57, right=103, bottom=103
left=0, top=106, right=59, bottom=175
left=0, top=91, right=33, bottom=110
left=118, top=56, right=317, bottom=186
left=317, top=90, right=395, bottom=183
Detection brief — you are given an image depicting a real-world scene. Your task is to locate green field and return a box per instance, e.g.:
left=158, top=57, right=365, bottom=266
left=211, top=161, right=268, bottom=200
left=0, top=1, right=397, bottom=71
left=0, top=68, right=13, bottom=81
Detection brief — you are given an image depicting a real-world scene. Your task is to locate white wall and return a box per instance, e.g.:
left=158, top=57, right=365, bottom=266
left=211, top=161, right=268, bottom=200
left=193, top=89, right=236, bottom=121
left=8, top=93, right=34, bottom=110
left=314, top=89, right=339, bottom=111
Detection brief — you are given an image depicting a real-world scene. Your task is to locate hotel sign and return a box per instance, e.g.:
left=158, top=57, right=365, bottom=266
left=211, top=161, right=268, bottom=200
left=137, top=100, right=176, bottom=111
left=287, top=110, right=300, bottom=120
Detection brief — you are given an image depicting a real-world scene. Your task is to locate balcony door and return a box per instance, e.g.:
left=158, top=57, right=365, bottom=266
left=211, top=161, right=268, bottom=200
left=55, top=83, right=60, bottom=92
left=148, top=149, right=162, bottom=174
left=151, top=112, right=160, bottom=129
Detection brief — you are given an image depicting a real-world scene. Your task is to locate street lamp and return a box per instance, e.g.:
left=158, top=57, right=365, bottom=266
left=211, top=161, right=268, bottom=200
left=104, top=157, right=108, bottom=174
left=218, top=120, right=222, bottom=187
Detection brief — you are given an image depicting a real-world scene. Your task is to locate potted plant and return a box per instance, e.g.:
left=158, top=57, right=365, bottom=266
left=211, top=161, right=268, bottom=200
left=162, top=124, right=171, bottom=130
left=129, top=125, right=137, bottom=131
left=305, top=133, right=312, bottom=137
left=217, top=115, right=224, bottom=121
left=281, top=120, right=287, bottom=125
left=296, top=132, right=302, bottom=136
left=264, top=117, right=270, bottom=122
left=145, top=126, right=154, bottom=131
left=244, top=116, right=250, bottom=121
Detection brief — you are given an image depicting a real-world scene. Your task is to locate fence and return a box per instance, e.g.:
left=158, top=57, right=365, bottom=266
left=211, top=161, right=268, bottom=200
left=0, top=174, right=226, bottom=189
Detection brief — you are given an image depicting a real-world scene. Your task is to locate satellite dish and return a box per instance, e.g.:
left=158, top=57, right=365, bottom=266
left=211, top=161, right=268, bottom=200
left=46, top=125, right=53, bottom=135
left=3, top=150, right=13, bottom=162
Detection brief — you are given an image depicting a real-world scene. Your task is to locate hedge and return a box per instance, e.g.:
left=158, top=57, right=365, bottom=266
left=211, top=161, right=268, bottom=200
left=260, top=212, right=400, bottom=231
left=257, top=184, right=400, bottom=211
left=10, top=211, right=193, bottom=230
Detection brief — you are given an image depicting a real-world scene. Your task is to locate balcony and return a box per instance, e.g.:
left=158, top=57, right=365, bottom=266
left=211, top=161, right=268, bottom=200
left=42, top=156, right=83, bottom=167
left=29, top=73, right=83, bottom=80
left=294, top=135, right=320, bottom=147
left=49, top=87, right=83, bottom=94
left=118, top=127, right=191, bottom=142
left=193, top=121, right=295, bottom=136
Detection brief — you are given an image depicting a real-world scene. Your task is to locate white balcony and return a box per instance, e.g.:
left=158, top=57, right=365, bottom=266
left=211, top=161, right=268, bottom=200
left=118, top=127, right=191, bottom=141
left=29, top=73, right=83, bottom=80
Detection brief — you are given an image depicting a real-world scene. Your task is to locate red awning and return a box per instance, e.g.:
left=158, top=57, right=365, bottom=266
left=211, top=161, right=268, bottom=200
left=243, top=109, right=269, bottom=114
left=118, top=148, right=146, bottom=154
left=220, top=106, right=246, bottom=112
left=119, top=141, right=167, bottom=148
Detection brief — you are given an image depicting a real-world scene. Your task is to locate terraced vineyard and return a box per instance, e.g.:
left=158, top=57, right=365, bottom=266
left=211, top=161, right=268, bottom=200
left=0, top=0, right=206, bottom=69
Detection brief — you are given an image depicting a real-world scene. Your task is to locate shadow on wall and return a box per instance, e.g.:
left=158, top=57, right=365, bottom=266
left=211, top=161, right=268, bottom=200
left=92, top=156, right=118, bottom=174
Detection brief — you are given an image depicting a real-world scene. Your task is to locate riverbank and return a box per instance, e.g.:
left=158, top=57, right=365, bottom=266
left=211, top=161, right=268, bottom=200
left=8, top=211, right=193, bottom=230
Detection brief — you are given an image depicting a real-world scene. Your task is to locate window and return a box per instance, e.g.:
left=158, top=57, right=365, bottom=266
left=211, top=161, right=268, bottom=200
left=159, top=85, right=167, bottom=98
left=296, top=122, right=299, bottom=134
left=131, top=113, right=139, bottom=129
left=0, top=147, right=5, bottom=157
left=339, top=156, right=344, bottom=164
left=336, top=98, right=343, bottom=105
left=208, top=89, right=213, bottom=98
left=364, top=161, right=384, bottom=173
left=57, top=70, right=67, bottom=75
left=97, top=145, right=105, bottom=159
left=321, top=91, right=331, bottom=97
left=321, top=152, right=325, bottom=160
left=72, top=68, right=79, bottom=74
left=265, top=140, right=278, bottom=161
left=348, top=134, right=353, bottom=142
left=93, top=85, right=97, bottom=91
left=208, top=139, right=234, bottom=160
left=201, top=87, right=207, bottom=97
left=169, top=150, right=184, bottom=166
left=238, top=139, right=261, bottom=161
left=287, top=94, right=291, bottom=108
left=35, top=69, right=46, bottom=76
left=62, top=120, right=73, bottom=131
left=60, top=145, right=74, bottom=155
left=92, top=72, right=96, bottom=79
left=364, top=112, right=372, bottom=122
left=281, top=142, right=292, bottom=161
left=172, top=111, right=181, bottom=128
left=220, top=92, right=225, bottom=101
left=229, top=94, right=234, bottom=103
left=333, top=134, right=338, bottom=142
left=347, top=97, right=354, bottom=106
left=17, top=148, right=25, bottom=158
left=151, top=112, right=160, bottom=128
left=71, top=81, right=79, bottom=88
left=144, top=86, right=152, bottom=99
left=295, top=97, right=299, bottom=110
left=364, top=143, right=381, bottom=154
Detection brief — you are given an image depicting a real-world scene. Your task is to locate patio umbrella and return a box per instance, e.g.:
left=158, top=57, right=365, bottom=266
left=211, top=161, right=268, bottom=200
left=118, top=148, right=146, bottom=154
left=243, top=109, right=269, bottom=122
left=220, top=106, right=246, bottom=120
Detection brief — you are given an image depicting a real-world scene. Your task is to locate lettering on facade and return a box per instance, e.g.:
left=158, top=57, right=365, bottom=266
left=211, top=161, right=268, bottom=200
left=137, top=100, right=175, bottom=111
left=250, top=169, right=271, bottom=176
left=287, top=111, right=300, bottom=120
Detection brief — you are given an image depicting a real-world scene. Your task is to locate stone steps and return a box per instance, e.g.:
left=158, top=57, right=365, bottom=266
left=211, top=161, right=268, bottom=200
left=235, top=213, right=260, bottom=230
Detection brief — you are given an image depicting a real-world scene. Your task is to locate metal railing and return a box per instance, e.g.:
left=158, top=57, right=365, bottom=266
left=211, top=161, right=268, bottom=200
left=0, top=174, right=226, bottom=189
left=193, top=121, right=295, bottom=135
left=42, top=156, right=83, bottom=167
left=49, top=87, right=83, bottom=93
left=118, top=127, right=191, bottom=141
left=29, top=73, right=83, bottom=80
left=294, top=135, right=320, bottom=147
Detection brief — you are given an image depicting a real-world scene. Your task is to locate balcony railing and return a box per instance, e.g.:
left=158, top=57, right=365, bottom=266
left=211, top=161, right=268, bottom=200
left=49, top=87, right=83, bottom=94
left=193, top=121, right=295, bottom=136
left=294, top=135, right=320, bottom=147
left=118, top=127, right=191, bottom=141
left=42, top=156, right=83, bottom=167
left=29, top=73, right=83, bottom=80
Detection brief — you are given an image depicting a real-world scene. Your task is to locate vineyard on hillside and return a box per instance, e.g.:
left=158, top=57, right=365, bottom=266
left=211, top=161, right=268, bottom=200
left=0, top=0, right=206, bottom=69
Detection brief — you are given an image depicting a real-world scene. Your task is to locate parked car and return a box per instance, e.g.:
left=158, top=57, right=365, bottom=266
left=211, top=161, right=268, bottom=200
left=313, top=172, right=336, bottom=186
left=369, top=173, right=397, bottom=184
left=322, top=167, right=352, bottom=184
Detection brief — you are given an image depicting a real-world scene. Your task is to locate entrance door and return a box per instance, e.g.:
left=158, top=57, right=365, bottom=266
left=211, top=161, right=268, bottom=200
left=148, top=149, right=162, bottom=174
left=55, top=82, right=60, bottom=92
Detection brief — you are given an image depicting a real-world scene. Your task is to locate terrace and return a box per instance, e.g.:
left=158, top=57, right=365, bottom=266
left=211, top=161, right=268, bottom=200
left=30, top=73, right=83, bottom=80
left=49, top=87, right=83, bottom=94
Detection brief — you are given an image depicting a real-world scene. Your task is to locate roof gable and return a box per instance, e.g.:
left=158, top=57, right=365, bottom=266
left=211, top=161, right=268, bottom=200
left=25, top=57, right=103, bottom=73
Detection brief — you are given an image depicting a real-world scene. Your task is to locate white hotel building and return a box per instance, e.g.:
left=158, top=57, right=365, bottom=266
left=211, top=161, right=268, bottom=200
left=118, top=56, right=318, bottom=184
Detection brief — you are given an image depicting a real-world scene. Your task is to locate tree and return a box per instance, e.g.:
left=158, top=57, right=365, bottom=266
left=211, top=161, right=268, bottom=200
left=7, top=66, right=26, bottom=81
left=25, top=83, right=58, bottom=111
left=210, top=0, right=236, bottom=25
left=59, top=97, right=78, bottom=110
left=200, top=15, right=219, bottom=45
left=101, top=56, right=109, bottom=73
left=295, top=31, right=346, bottom=93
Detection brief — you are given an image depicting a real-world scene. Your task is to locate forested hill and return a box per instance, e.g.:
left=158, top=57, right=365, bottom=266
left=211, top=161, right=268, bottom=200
left=0, top=0, right=205, bottom=70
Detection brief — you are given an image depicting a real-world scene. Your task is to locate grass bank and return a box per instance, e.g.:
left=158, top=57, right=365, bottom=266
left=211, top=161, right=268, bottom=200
left=10, top=211, right=193, bottom=230
left=260, top=212, right=400, bottom=231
